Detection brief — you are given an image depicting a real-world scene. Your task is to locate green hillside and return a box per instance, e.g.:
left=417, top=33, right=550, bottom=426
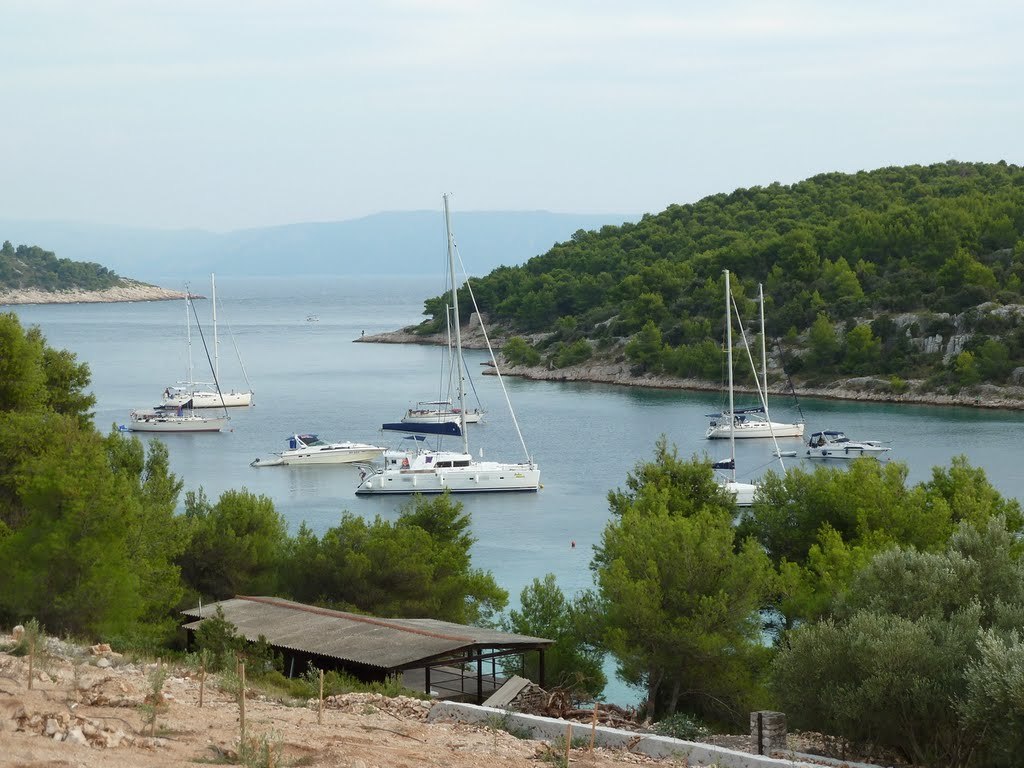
left=0, top=240, right=121, bottom=292
left=423, top=160, right=1024, bottom=393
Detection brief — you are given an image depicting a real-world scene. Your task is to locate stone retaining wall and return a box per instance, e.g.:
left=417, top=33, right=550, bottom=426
left=427, top=701, right=823, bottom=767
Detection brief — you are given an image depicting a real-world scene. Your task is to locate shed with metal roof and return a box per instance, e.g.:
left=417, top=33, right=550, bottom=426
left=182, top=596, right=554, bottom=702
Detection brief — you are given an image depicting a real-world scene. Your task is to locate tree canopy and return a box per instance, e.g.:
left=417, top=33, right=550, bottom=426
left=0, top=241, right=121, bottom=291
left=419, top=161, right=1024, bottom=392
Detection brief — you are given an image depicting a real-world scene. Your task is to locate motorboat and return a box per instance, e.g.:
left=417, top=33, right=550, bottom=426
left=401, top=400, right=483, bottom=424
left=162, top=275, right=254, bottom=408
left=805, top=430, right=892, bottom=460
left=356, top=194, right=539, bottom=495
left=251, top=434, right=385, bottom=467
left=126, top=400, right=228, bottom=433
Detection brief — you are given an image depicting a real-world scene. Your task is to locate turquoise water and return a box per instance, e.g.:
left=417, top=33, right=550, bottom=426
left=11, top=274, right=1024, bottom=704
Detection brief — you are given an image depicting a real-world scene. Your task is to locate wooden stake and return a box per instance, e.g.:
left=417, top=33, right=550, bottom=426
left=565, top=723, right=572, bottom=765
left=590, top=703, right=599, bottom=753
left=318, top=668, right=324, bottom=724
left=28, top=636, right=34, bottom=690
left=198, top=661, right=205, bottom=708
left=239, top=661, right=246, bottom=742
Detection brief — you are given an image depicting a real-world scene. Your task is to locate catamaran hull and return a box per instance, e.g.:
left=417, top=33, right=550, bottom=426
left=724, top=481, right=757, bottom=507
left=355, top=465, right=540, bottom=494
left=706, top=421, right=804, bottom=439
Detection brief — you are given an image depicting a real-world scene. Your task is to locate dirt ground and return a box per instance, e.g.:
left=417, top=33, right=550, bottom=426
left=0, top=633, right=688, bottom=768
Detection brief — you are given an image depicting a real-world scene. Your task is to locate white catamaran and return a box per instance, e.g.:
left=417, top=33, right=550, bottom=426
left=355, top=195, right=539, bottom=495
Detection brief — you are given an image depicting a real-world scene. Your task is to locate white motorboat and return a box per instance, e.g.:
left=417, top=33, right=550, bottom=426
left=711, top=269, right=758, bottom=508
left=805, top=430, right=892, bottom=460
left=401, top=400, right=483, bottom=424
left=162, top=275, right=254, bottom=408
left=706, top=284, right=803, bottom=440
left=127, top=401, right=228, bottom=433
left=356, top=194, right=539, bottom=496
left=251, top=434, right=385, bottom=467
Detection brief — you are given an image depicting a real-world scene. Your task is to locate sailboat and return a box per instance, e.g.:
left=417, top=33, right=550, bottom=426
left=127, top=398, right=229, bottom=433
left=705, top=283, right=804, bottom=439
left=712, top=270, right=759, bottom=507
left=355, top=194, right=540, bottom=495
left=401, top=306, right=484, bottom=424
left=162, top=275, right=254, bottom=408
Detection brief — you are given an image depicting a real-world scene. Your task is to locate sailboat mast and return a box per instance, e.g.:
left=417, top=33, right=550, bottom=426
left=211, top=273, right=219, bottom=384
left=725, top=269, right=736, bottom=482
left=444, top=194, right=470, bottom=455
left=185, top=289, right=194, bottom=385
left=759, top=283, right=768, bottom=406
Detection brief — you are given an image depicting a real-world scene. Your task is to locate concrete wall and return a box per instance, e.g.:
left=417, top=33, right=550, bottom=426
left=427, top=701, right=823, bottom=768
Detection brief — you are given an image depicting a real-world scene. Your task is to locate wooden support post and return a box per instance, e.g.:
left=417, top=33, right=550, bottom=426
left=318, top=668, right=324, bottom=724
left=28, top=637, right=34, bottom=690
left=565, top=723, right=572, bottom=765
left=590, top=703, right=598, bottom=753
left=198, top=662, right=205, bottom=708
left=239, top=661, right=246, bottom=742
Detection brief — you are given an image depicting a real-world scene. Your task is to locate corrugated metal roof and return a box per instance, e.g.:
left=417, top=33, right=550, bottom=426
left=181, top=596, right=553, bottom=670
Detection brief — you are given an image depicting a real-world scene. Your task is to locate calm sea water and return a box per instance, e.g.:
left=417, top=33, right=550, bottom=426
left=11, top=274, right=1024, bottom=704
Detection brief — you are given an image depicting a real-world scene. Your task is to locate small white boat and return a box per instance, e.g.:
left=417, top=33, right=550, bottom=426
left=251, top=434, right=385, bottom=467
left=805, top=430, right=892, bottom=460
left=127, top=402, right=228, bottom=433
left=401, top=401, right=483, bottom=424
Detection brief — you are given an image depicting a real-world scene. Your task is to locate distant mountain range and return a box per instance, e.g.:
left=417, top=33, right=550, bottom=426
left=0, top=211, right=637, bottom=282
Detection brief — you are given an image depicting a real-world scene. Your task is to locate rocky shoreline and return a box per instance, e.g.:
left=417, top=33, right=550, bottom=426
left=357, top=328, right=1024, bottom=411
left=0, top=280, right=188, bottom=306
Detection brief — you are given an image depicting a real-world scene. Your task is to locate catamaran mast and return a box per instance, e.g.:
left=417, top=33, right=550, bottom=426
left=725, top=269, right=737, bottom=482
left=444, top=194, right=470, bottom=455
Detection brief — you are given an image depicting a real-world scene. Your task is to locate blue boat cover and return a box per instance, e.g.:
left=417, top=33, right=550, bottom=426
left=381, top=421, right=462, bottom=437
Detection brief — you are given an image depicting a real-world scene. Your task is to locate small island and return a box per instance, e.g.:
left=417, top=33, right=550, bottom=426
left=0, top=240, right=186, bottom=305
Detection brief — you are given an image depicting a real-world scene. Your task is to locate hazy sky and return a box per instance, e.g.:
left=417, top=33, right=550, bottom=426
left=3, top=0, right=1021, bottom=231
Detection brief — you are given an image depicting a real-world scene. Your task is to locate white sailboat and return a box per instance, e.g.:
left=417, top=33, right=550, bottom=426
left=401, top=305, right=485, bottom=424
left=713, top=270, right=759, bottom=507
left=127, top=399, right=229, bottom=433
left=162, top=275, right=254, bottom=408
left=356, top=194, right=540, bottom=495
left=705, top=283, right=803, bottom=440
left=401, top=400, right=483, bottom=424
